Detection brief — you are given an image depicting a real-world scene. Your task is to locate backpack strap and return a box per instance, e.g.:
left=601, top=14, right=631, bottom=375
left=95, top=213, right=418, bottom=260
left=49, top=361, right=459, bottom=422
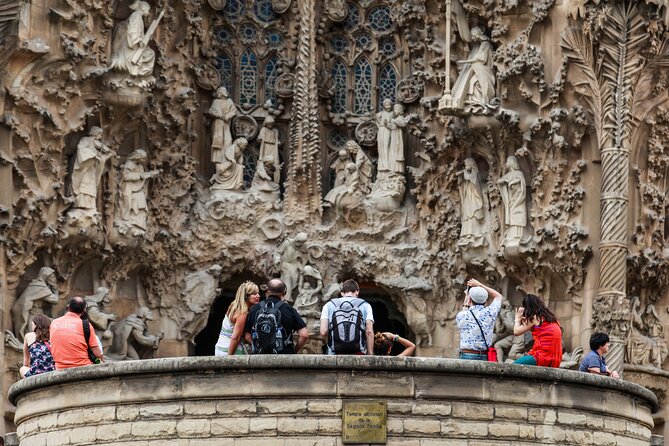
left=82, top=319, right=91, bottom=348
left=468, top=309, right=489, bottom=350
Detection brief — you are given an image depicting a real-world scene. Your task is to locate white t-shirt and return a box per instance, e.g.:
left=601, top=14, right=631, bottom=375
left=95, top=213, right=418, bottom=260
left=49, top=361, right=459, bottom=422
left=321, top=295, right=374, bottom=354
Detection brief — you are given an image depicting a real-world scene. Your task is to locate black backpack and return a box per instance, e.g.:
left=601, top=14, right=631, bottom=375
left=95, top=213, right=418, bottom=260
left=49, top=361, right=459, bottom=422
left=252, top=300, right=286, bottom=354
left=328, top=298, right=364, bottom=354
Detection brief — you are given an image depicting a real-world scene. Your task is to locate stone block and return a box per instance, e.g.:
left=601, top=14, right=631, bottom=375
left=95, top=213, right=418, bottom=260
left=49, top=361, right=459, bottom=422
left=451, top=402, right=494, bottom=420
left=217, top=400, right=258, bottom=415
left=450, top=421, right=488, bottom=437
left=258, top=399, right=308, bottom=414
left=411, top=401, right=451, bottom=416
left=68, top=425, right=97, bottom=444
left=388, top=418, right=404, bottom=435
left=413, top=374, right=485, bottom=400
left=557, top=411, right=587, bottom=426
left=488, top=423, right=520, bottom=438
left=528, top=408, right=556, bottom=424
left=82, top=406, right=117, bottom=424
left=285, top=439, right=337, bottom=446
left=593, top=431, right=618, bottom=446
left=494, top=406, right=527, bottom=420
left=318, top=417, right=341, bottom=435
left=233, top=438, right=285, bottom=446
left=249, top=417, right=278, bottom=435
left=277, top=417, right=319, bottom=434
left=564, top=429, right=594, bottom=444
left=177, top=419, right=211, bottom=438
left=386, top=439, right=420, bottom=446
left=139, top=403, right=184, bottom=418
left=130, top=421, right=177, bottom=438
left=38, top=412, right=59, bottom=430
left=46, top=428, right=71, bottom=446
left=338, top=371, right=414, bottom=397
left=387, top=401, right=413, bottom=414
left=184, top=401, right=217, bottom=416
left=421, top=439, right=466, bottom=446
left=188, top=439, right=235, bottom=446
left=210, top=418, right=250, bottom=436
left=403, top=419, right=441, bottom=435
left=117, top=405, right=141, bottom=421
left=534, top=425, right=567, bottom=442
left=604, top=417, right=627, bottom=433
left=252, top=371, right=337, bottom=397
left=626, top=422, right=651, bottom=438
left=96, top=422, right=133, bottom=441
left=57, top=409, right=86, bottom=427
left=518, top=425, right=535, bottom=439
left=20, top=433, right=47, bottom=446
left=308, top=400, right=342, bottom=415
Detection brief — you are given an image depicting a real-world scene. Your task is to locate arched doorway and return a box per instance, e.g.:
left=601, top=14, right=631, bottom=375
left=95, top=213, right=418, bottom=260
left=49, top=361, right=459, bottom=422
left=193, top=273, right=266, bottom=356
left=360, top=283, right=413, bottom=356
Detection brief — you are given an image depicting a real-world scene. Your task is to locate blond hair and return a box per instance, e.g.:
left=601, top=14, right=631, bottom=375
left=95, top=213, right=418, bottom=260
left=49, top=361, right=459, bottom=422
left=226, top=281, right=259, bottom=319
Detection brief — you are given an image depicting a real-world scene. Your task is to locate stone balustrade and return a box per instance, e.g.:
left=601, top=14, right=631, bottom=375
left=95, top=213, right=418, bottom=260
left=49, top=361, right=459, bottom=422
left=8, top=356, right=658, bottom=445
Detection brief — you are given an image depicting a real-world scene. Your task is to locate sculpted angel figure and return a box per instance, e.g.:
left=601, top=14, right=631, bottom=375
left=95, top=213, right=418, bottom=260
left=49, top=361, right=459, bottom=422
left=209, top=87, right=237, bottom=164
left=110, top=1, right=159, bottom=77
left=450, top=26, right=496, bottom=114
left=498, top=155, right=527, bottom=247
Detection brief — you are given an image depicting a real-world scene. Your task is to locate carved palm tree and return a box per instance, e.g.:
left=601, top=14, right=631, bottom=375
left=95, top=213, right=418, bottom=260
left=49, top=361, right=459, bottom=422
left=561, top=1, right=669, bottom=373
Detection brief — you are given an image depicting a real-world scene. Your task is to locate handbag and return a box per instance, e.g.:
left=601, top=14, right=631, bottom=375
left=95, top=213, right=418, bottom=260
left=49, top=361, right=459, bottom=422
left=469, top=309, right=497, bottom=362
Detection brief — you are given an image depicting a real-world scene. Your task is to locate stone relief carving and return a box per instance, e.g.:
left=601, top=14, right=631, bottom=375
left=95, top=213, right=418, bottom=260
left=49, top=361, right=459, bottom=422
left=176, top=265, right=223, bottom=342
left=115, top=149, right=161, bottom=237
left=210, top=138, right=247, bottom=194
left=457, top=158, right=486, bottom=249
left=11, top=267, right=59, bottom=341
left=209, top=87, right=237, bottom=163
left=107, top=307, right=163, bottom=361
left=627, top=297, right=669, bottom=369
left=251, top=156, right=281, bottom=203
left=295, top=265, right=323, bottom=317
left=258, top=116, right=281, bottom=184
left=274, top=232, right=308, bottom=303
left=109, top=1, right=159, bottom=78
left=498, top=155, right=527, bottom=249
left=84, top=287, right=117, bottom=343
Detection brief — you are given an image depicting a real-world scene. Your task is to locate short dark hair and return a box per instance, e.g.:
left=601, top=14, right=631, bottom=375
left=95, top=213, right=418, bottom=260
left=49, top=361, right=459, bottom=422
left=590, top=332, right=609, bottom=351
left=266, top=278, right=287, bottom=297
left=341, top=279, right=359, bottom=293
left=67, top=297, right=86, bottom=314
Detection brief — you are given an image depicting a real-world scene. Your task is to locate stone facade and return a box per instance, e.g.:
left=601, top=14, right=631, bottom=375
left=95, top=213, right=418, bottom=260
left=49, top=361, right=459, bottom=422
left=1, top=0, right=669, bottom=439
left=8, top=356, right=658, bottom=445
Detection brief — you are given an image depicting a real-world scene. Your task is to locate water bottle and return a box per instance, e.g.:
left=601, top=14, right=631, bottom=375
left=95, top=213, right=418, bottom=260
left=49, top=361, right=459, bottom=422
left=275, top=326, right=284, bottom=353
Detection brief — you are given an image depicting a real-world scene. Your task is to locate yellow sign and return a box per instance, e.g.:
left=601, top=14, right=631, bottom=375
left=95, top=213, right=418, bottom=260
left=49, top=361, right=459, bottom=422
left=342, top=400, right=387, bottom=444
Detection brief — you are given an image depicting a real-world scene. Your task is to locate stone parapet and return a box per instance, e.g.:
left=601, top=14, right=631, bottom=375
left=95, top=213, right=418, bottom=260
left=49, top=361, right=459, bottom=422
left=9, top=356, right=657, bottom=445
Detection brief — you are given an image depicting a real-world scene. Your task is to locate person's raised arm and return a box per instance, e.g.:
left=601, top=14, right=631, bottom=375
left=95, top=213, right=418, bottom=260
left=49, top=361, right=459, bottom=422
left=383, top=332, right=415, bottom=356
left=467, top=278, right=502, bottom=302
left=513, top=307, right=535, bottom=335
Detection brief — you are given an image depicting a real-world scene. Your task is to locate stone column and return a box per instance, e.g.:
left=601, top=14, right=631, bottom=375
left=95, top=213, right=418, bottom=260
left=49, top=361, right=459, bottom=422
left=284, top=0, right=322, bottom=223
left=594, top=145, right=630, bottom=376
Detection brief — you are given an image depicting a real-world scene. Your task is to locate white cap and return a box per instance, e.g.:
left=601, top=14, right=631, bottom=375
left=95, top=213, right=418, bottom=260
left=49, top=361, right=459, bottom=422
left=469, top=286, right=488, bottom=304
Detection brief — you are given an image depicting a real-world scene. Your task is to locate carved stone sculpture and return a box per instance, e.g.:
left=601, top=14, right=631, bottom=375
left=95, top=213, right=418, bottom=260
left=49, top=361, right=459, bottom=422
left=294, top=265, right=323, bottom=317
left=498, top=155, right=527, bottom=248
left=110, top=1, right=159, bottom=77
left=84, top=287, right=117, bottom=342
left=210, top=138, right=247, bottom=193
left=493, top=301, right=526, bottom=362
left=274, top=232, right=308, bottom=303
left=627, top=298, right=668, bottom=368
left=258, top=116, right=281, bottom=183
left=209, top=87, right=237, bottom=164
left=458, top=158, right=486, bottom=248
left=115, top=149, right=161, bottom=236
left=70, top=126, right=114, bottom=215
left=324, top=161, right=359, bottom=210
left=450, top=27, right=496, bottom=115
left=376, top=100, right=411, bottom=175
left=332, top=149, right=350, bottom=188
left=11, top=267, right=59, bottom=341
left=177, top=265, right=223, bottom=342
left=251, top=156, right=280, bottom=202
left=367, top=172, right=406, bottom=212
left=346, top=141, right=373, bottom=195
left=107, top=306, right=163, bottom=361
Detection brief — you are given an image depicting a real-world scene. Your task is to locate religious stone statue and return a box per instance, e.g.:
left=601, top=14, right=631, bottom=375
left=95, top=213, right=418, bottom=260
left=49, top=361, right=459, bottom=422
left=209, top=87, right=237, bottom=164
left=84, top=287, right=117, bottom=342
left=324, top=162, right=359, bottom=211
left=498, top=155, right=527, bottom=248
left=211, top=138, right=247, bottom=192
left=110, top=1, right=160, bottom=77
left=274, top=232, right=309, bottom=303
left=346, top=140, right=373, bottom=195
left=627, top=298, right=668, bottom=368
left=332, top=149, right=351, bottom=188
left=458, top=158, right=486, bottom=248
left=11, top=267, right=59, bottom=341
left=115, top=149, right=161, bottom=236
left=258, top=116, right=281, bottom=183
left=251, top=156, right=280, bottom=202
left=294, top=265, right=323, bottom=317
left=177, top=265, right=223, bottom=342
left=376, top=100, right=412, bottom=175
left=367, top=172, right=406, bottom=212
left=493, top=301, right=526, bottom=362
left=107, top=306, right=163, bottom=361
left=450, top=26, right=496, bottom=115
left=71, top=127, right=114, bottom=214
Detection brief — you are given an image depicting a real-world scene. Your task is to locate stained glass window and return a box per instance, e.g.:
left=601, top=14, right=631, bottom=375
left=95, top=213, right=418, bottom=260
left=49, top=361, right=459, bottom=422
left=215, top=26, right=232, bottom=44
left=253, top=0, right=278, bottom=22
left=265, top=55, right=279, bottom=106
left=240, top=49, right=258, bottom=106
left=354, top=58, right=372, bottom=115
left=328, top=129, right=348, bottom=150
left=378, top=63, right=397, bottom=108
left=243, top=151, right=257, bottom=188
left=330, top=35, right=349, bottom=54
left=331, top=60, right=347, bottom=114
left=345, top=3, right=360, bottom=29
left=266, top=28, right=283, bottom=49
left=355, top=32, right=372, bottom=50
left=379, top=37, right=396, bottom=57
left=216, top=53, right=233, bottom=94
left=368, top=6, right=392, bottom=32
left=223, top=0, right=245, bottom=21
left=240, top=23, right=258, bottom=43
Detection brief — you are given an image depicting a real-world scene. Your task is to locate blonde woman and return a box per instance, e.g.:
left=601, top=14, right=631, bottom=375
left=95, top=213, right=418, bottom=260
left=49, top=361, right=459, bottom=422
left=215, top=281, right=260, bottom=356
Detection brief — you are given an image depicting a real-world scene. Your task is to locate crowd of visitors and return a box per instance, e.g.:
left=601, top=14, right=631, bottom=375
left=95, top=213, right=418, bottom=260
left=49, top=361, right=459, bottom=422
left=17, top=275, right=619, bottom=381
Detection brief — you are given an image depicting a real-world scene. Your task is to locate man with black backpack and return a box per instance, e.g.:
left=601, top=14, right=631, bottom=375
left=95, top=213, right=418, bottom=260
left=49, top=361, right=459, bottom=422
left=320, top=279, right=374, bottom=355
left=245, top=279, right=309, bottom=354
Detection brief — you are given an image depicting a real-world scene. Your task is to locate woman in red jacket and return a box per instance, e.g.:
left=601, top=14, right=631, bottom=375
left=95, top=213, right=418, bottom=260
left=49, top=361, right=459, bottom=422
left=513, top=294, right=562, bottom=367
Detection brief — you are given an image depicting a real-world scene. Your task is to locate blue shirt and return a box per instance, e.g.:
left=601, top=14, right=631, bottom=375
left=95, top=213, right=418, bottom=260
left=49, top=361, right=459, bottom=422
left=455, top=299, right=502, bottom=351
left=579, top=350, right=607, bottom=374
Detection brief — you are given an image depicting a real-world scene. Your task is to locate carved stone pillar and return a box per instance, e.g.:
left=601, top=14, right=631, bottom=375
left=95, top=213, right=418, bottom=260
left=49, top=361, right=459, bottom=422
left=284, top=0, right=322, bottom=223
left=595, top=146, right=631, bottom=375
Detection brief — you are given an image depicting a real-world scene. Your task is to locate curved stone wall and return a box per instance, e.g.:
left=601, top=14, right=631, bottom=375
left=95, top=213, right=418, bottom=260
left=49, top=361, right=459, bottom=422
left=9, top=356, right=657, bottom=446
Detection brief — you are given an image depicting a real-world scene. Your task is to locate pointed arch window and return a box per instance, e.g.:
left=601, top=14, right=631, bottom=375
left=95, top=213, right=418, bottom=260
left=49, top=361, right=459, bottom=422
left=353, top=57, right=372, bottom=115
left=240, top=49, right=258, bottom=107
left=378, top=63, right=397, bottom=109
left=331, top=60, right=347, bottom=114
left=216, top=53, right=234, bottom=95
left=264, top=54, right=280, bottom=106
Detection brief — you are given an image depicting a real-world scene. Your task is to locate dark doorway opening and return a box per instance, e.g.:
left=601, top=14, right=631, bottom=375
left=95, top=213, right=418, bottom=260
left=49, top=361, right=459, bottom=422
left=193, top=273, right=266, bottom=356
left=360, top=284, right=413, bottom=356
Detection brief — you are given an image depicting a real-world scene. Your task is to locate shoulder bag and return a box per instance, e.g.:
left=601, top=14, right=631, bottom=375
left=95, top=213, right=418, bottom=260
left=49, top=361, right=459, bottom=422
left=469, top=309, right=497, bottom=362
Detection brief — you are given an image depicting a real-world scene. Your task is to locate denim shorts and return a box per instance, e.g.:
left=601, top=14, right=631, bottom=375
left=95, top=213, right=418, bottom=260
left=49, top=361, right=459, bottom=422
left=459, top=352, right=487, bottom=361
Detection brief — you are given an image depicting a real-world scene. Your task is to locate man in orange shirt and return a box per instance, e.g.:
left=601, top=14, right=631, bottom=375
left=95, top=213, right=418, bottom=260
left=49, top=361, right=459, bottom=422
left=50, top=296, right=103, bottom=369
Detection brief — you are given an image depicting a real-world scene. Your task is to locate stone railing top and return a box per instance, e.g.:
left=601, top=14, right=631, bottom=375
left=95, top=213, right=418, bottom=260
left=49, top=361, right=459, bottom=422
left=8, top=355, right=658, bottom=411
